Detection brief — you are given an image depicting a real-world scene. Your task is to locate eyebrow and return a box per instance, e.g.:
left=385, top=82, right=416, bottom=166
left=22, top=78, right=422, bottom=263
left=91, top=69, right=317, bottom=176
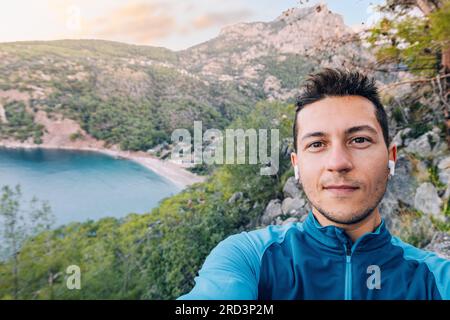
left=301, top=125, right=379, bottom=141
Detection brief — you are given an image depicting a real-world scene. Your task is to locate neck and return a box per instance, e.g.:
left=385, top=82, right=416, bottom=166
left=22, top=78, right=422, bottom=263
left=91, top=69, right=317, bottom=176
left=312, top=207, right=382, bottom=243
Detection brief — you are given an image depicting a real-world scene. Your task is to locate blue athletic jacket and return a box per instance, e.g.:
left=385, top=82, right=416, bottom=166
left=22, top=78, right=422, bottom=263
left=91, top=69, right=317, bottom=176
left=178, top=210, right=450, bottom=300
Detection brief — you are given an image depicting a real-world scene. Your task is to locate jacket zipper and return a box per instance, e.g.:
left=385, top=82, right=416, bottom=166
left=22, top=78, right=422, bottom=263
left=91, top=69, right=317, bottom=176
left=344, top=243, right=352, bottom=300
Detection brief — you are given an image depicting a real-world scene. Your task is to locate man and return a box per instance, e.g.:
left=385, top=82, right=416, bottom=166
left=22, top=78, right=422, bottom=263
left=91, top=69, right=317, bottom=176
left=178, top=68, right=450, bottom=300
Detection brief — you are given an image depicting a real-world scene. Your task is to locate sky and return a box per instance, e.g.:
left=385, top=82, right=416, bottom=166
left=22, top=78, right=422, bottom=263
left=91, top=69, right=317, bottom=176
left=0, top=0, right=384, bottom=51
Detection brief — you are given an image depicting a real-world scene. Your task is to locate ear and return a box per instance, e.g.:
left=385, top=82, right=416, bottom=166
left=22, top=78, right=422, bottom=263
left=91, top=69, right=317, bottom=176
left=290, top=152, right=297, bottom=167
left=388, top=143, right=397, bottom=163
left=291, top=152, right=299, bottom=179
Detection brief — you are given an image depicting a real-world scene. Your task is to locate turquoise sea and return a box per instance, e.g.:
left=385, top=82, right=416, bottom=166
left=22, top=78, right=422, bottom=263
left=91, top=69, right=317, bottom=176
left=0, top=147, right=181, bottom=226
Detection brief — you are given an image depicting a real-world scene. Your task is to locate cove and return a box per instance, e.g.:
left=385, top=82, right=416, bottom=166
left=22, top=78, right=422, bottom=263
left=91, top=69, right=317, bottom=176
left=0, top=147, right=181, bottom=226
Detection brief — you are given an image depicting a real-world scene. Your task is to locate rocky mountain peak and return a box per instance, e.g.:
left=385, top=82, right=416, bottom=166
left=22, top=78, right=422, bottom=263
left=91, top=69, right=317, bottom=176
left=275, top=3, right=330, bottom=23
left=213, top=4, right=352, bottom=55
left=179, top=4, right=365, bottom=102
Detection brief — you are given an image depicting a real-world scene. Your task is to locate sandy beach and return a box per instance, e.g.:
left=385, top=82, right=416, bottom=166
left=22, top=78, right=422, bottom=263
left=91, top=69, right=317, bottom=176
left=0, top=140, right=206, bottom=189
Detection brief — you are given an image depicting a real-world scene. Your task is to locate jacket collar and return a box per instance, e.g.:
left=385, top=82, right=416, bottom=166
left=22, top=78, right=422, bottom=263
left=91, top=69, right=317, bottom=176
left=303, top=209, right=392, bottom=253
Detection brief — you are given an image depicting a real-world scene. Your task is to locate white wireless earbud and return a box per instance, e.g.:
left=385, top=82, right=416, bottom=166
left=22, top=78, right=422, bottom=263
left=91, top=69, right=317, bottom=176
left=294, top=166, right=299, bottom=180
left=388, top=160, right=395, bottom=177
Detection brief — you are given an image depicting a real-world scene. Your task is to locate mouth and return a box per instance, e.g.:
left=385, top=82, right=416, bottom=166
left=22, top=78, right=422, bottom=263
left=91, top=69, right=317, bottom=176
left=323, top=185, right=359, bottom=196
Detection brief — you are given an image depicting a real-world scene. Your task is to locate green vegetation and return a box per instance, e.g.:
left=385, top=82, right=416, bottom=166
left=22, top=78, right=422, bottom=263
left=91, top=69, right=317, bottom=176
left=0, top=185, right=54, bottom=299
left=0, top=101, right=44, bottom=143
left=186, top=163, right=216, bottom=176
left=255, top=54, right=314, bottom=91
left=434, top=196, right=450, bottom=232
left=368, top=0, right=450, bottom=76
left=368, top=0, right=450, bottom=147
left=391, top=209, right=435, bottom=248
left=428, top=164, right=447, bottom=189
left=69, top=131, right=83, bottom=142
left=0, top=40, right=178, bottom=64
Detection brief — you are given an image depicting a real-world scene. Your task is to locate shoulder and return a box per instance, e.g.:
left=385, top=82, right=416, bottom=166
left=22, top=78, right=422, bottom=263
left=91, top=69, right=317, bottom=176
left=222, top=222, right=304, bottom=260
left=206, top=222, right=304, bottom=275
left=391, top=236, right=450, bottom=299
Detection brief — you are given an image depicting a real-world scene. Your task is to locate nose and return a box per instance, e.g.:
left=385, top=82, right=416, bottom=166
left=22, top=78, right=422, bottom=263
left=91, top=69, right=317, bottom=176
left=325, top=142, right=353, bottom=174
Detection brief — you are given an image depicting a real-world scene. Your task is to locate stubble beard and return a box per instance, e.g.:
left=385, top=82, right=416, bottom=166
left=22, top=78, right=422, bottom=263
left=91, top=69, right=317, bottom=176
left=301, top=174, right=389, bottom=226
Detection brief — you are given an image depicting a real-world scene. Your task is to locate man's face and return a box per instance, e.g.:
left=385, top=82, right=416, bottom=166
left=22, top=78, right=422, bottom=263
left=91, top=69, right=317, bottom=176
left=291, top=96, right=396, bottom=225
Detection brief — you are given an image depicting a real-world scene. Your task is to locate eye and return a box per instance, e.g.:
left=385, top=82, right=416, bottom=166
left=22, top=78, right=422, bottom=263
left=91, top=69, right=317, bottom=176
left=351, top=137, right=372, bottom=145
left=307, top=141, right=324, bottom=149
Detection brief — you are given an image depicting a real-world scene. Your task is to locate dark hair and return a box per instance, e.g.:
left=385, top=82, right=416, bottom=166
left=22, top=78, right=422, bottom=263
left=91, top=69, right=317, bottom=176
left=293, top=68, right=390, bottom=152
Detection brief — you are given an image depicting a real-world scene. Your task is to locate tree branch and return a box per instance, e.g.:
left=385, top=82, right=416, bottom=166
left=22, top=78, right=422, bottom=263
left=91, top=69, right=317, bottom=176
left=379, top=73, right=450, bottom=91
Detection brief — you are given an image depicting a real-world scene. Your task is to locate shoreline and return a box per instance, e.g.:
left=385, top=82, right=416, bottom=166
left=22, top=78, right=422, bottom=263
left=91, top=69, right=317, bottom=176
left=0, top=141, right=206, bottom=189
